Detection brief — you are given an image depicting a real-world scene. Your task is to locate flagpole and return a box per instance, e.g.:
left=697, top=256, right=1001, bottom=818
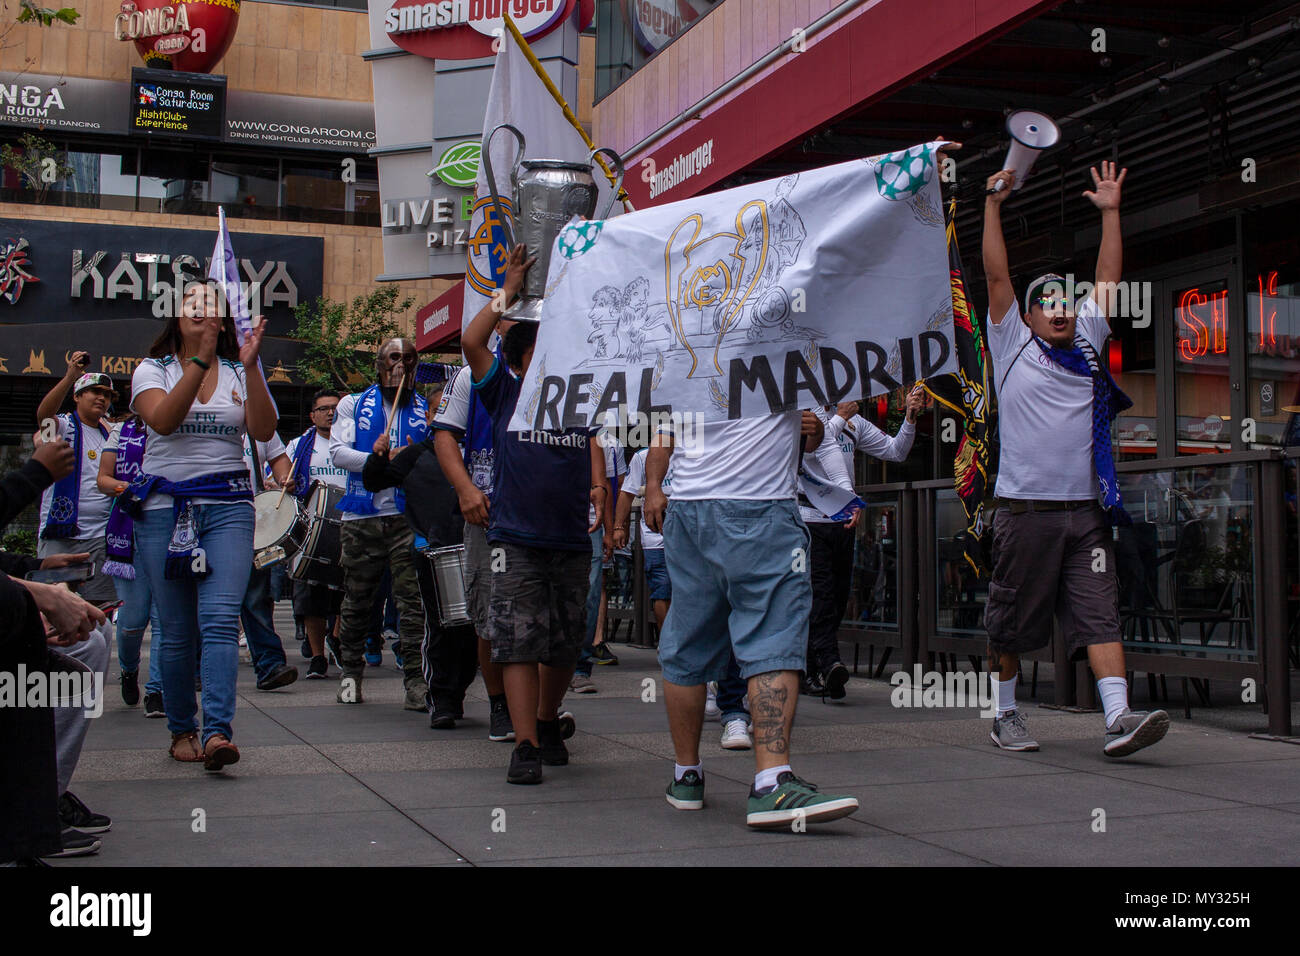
left=501, top=13, right=634, bottom=211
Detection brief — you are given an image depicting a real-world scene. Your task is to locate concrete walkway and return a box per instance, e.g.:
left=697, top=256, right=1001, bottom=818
left=61, top=614, right=1300, bottom=867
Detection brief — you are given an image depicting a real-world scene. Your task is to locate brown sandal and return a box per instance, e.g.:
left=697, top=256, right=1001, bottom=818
left=203, top=734, right=240, bottom=772
left=169, top=730, right=203, bottom=762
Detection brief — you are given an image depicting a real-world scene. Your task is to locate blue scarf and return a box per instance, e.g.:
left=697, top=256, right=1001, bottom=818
left=102, top=418, right=148, bottom=580
left=338, top=384, right=428, bottom=515
left=1034, top=334, right=1133, bottom=526
left=120, top=469, right=254, bottom=579
left=41, top=411, right=109, bottom=540
left=289, top=427, right=317, bottom=502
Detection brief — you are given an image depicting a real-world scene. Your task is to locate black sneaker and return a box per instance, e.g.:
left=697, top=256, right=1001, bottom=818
left=120, top=670, right=140, bottom=707
left=256, top=663, right=299, bottom=691
left=43, top=827, right=101, bottom=859
left=305, top=656, right=328, bottom=680
left=800, top=671, right=826, bottom=696
left=58, top=791, right=110, bottom=834
left=537, top=717, right=569, bottom=766
left=142, top=691, right=165, bottom=718
left=299, top=639, right=312, bottom=660
left=557, top=710, right=576, bottom=740
left=507, top=742, right=543, bottom=785
left=325, top=635, right=342, bottom=667
left=592, top=643, right=620, bottom=666
left=489, top=696, right=515, bottom=742
left=821, top=662, right=850, bottom=700
left=430, top=710, right=457, bottom=730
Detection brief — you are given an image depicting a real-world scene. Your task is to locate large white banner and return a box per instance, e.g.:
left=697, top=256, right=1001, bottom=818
left=509, top=142, right=957, bottom=431
left=461, top=28, right=616, bottom=332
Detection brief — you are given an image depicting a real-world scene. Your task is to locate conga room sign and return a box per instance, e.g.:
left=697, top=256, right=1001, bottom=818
left=115, top=0, right=241, bottom=75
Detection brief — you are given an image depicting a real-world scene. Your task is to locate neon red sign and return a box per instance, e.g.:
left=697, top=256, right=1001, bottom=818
left=1257, top=270, right=1278, bottom=351
left=1177, top=286, right=1227, bottom=360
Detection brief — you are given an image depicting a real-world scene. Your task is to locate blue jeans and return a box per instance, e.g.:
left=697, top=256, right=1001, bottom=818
left=135, top=503, right=254, bottom=744
left=240, top=566, right=288, bottom=682
left=716, top=654, right=749, bottom=726
left=113, top=568, right=164, bottom=696
left=575, top=528, right=603, bottom=677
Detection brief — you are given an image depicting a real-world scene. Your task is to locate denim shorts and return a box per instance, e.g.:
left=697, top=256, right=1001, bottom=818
left=659, top=498, right=811, bottom=684
left=643, top=547, right=671, bottom=601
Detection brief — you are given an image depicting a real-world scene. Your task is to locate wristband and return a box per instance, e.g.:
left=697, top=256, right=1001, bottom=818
left=188, top=356, right=210, bottom=370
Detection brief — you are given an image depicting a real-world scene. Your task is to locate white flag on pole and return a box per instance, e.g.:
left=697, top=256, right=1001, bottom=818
left=508, top=143, right=958, bottom=431
left=209, top=206, right=277, bottom=413
left=460, top=27, right=615, bottom=333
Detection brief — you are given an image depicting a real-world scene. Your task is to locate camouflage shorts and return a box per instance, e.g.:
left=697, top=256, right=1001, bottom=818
left=487, top=542, right=590, bottom=666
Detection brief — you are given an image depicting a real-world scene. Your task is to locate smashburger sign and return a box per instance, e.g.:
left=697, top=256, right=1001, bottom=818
left=384, top=0, right=591, bottom=60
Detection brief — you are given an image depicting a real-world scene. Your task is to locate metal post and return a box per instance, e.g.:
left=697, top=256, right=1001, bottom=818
left=1259, top=457, right=1292, bottom=736
left=911, top=487, right=929, bottom=670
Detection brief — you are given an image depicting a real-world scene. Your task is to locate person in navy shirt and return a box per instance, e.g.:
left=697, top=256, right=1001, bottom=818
left=461, top=243, right=608, bottom=786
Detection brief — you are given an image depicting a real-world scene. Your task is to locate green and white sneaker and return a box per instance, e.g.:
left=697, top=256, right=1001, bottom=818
left=746, top=772, right=858, bottom=829
left=665, top=770, right=704, bottom=810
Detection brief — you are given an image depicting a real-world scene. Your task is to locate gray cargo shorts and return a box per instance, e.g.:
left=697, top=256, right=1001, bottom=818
left=984, top=504, right=1120, bottom=660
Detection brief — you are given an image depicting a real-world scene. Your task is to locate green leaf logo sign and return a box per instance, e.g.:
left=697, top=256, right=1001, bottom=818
left=432, top=141, right=481, bottom=189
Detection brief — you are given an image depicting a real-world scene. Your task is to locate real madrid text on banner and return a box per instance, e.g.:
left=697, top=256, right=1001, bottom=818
left=509, top=142, right=958, bottom=430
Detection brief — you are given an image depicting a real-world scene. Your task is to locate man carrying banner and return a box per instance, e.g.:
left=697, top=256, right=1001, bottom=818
left=329, top=339, right=430, bottom=710
left=982, top=160, right=1168, bottom=757
left=644, top=409, right=863, bottom=829
left=799, top=384, right=924, bottom=699
left=461, top=245, right=606, bottom=785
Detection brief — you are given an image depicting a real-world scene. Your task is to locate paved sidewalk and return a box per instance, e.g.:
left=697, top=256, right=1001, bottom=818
left=62, top=615, right=1300, bottom=867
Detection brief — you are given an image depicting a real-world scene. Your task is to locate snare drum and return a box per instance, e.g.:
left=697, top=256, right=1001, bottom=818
left=424, top=544, right=471, bottom=626
left=289, top=481, right=345, bottom=590
left=253, top=490, right=308, bottom=569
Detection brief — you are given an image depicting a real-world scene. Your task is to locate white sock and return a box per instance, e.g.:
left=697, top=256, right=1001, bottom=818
left=995, top=675, right=1018, bottom=717
left=674, top=762, right=702, bottom=782
left=1097, top=677, right=1129, bottom=727
left=754, top=764, right=792, bottom=792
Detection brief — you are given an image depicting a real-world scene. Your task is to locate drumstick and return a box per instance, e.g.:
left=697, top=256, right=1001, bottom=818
left=383, top=375, right=407, bottom=440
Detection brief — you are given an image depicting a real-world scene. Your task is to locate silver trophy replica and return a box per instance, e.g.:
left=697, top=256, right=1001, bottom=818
left=482, top=123, right=625, bottom=323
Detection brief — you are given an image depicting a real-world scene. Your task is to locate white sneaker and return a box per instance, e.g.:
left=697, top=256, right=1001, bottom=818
left=720, top=718, right=752, bottom=750
left=704, top=682, right=720, bottom=721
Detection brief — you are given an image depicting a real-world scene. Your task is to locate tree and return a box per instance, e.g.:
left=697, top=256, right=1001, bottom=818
left=292, top=285, right=416, bottom=391
left=0, top=132, right=74, bottom=202
left=1, top=2, right=79, bottom=56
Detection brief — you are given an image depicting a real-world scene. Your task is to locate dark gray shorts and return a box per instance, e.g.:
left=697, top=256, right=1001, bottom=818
left=984, top=505, right=1120, bottom=660
left=463, top=521, right=491, bottom=636
left=487, top=542, right=589, bottom=666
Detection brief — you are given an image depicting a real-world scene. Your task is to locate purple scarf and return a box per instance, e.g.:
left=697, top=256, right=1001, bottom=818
left=102, top=419, right=148, bottom=580
left=41, top=411, right=109, bottom=540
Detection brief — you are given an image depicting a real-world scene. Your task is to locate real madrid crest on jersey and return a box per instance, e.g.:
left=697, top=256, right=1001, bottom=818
left=469, top=447, right=493, bottom=492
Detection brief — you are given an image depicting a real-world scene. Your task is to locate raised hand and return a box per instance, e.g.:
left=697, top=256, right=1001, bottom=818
left=239, top=316, right=267, bottom=368
left=1083, top=160, right=1127, bottom=211
left=985, top=169, right=1016, bottom=202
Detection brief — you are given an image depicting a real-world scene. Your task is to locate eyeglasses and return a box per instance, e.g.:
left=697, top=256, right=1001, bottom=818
left=312, top=405, right=338, bottom=414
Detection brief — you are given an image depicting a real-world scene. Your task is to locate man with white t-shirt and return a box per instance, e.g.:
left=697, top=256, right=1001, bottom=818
left=982, top=160, right=1167, bottom=758
left=570, top=432, right=626, bottom=693
left=644, top=412, right=862, bottom=829
left=798, top=386, right=924, bottom=699
left=34, top=358, right=119, bottom=603
left=286, top=389, right=348, bottom=679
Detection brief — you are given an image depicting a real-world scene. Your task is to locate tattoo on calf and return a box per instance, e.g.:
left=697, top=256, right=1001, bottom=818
left=750, top=673, right=789, bottom=754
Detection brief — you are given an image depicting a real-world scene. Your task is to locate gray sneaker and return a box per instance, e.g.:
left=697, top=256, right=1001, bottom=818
left=990, top=709, right=1039, bottom=751
left=1104, top=708, right=1169, bottom=757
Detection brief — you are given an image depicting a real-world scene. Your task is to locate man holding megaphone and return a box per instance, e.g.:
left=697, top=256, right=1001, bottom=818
left=981, top=159, right=1169, bottom=760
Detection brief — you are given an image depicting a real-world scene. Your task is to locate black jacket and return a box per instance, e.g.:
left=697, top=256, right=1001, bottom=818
left=361, top=437, right=464, bottom=549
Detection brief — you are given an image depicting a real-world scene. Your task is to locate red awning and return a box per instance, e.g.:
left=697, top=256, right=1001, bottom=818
left=416, top=283, right=464, bottom=352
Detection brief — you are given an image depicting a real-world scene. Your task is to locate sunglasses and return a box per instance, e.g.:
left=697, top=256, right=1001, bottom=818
left=1033, top=295, right=1075, bottom=311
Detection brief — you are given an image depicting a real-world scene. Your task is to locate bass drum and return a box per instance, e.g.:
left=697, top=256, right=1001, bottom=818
left=289, top=481, right=345, bottom=590
left=253, top=490, right=307, bottom=569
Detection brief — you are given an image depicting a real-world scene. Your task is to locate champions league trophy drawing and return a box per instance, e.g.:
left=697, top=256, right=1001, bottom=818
left=483, top=123, right=625, bottom=323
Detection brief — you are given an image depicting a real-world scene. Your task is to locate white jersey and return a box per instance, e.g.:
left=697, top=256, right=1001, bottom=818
left=623, top=447, right=674, bottom=550
left=37, top=414, right=115, bottom=538
left=989, top=296, right=1109, bottom=500
left=130, top=356, right=249, bottom=510
left=798, top=410, right=915, bottom=523
left=666, top=412, right=801, bottom=501
left=287, top=430, right=349, bottom=491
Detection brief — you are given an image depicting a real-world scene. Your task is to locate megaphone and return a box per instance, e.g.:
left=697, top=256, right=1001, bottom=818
left=996, top=110, right=1060, bottom=191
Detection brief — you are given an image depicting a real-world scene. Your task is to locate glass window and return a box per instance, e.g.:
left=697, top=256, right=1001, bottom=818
left=1172, top=277, right=1232, bottom=454
left=595, top=0, right=721, bottom=100
left=1110, top=307, right=1158, bottom=460
left=1116, top=462, right=1257, bottom=661
left=209, top=156, right=280, bottom=218
left=1245, top=201, right=1300, bottom=449
left=846, top=496, right=901, bottom=629
left=935, top=489, right=987, bottom=637
left=283, top=158, right=380, bottom=226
